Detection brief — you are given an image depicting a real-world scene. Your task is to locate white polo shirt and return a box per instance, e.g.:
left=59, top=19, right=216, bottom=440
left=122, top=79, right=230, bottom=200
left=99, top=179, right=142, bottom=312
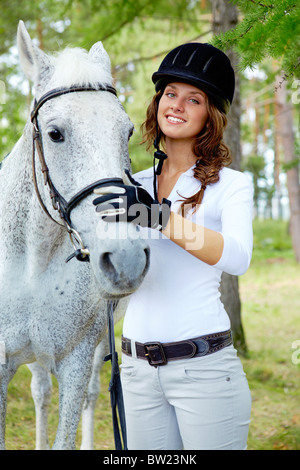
left=122, top=165, right=253, bottom=343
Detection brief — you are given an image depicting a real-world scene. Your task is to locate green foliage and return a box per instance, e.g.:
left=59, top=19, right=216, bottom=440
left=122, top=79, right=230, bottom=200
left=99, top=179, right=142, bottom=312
left=240, top=231, right=300, bottom=450
left=243, top=155, right=271, bottom=215
left=212, top=0, right=300, bottom=80
left=252, top=218, right=293, bottom=260
left=0, top=0, right=71, bottom=52
left=281, top=156, right=300, bottom=172
left=0, top=0, right=209, bottom=162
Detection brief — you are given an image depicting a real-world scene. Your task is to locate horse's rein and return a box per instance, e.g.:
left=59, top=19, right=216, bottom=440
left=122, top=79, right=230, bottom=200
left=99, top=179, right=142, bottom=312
left=30, top=84, right=120, bottom=263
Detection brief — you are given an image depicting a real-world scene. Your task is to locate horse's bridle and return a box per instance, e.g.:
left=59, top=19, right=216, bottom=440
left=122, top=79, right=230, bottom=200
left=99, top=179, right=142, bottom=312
left=31, top=84, right=129, bottom=449
left=31, top=84, right=123, bottom=263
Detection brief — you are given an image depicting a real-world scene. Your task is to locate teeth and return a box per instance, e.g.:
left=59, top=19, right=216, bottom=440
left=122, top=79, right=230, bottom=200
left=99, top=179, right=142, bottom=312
left=167, top=116, right=185, bottom=123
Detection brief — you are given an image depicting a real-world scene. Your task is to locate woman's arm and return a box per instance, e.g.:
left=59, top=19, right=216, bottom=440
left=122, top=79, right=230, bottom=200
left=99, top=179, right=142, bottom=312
left=163, top=173, right=253, bottom=275
left=162, top=211, right=224, bottom=265
left=93, top=170, right=253, bottom=275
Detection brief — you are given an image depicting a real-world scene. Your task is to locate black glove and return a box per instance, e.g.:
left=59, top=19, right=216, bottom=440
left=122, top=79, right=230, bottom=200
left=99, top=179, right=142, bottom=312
left=93, top=169, right=171, bottom=231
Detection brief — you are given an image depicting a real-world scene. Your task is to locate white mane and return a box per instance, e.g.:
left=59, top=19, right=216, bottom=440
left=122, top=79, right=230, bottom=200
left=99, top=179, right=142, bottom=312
left=49, top=47, right=113, bottom=88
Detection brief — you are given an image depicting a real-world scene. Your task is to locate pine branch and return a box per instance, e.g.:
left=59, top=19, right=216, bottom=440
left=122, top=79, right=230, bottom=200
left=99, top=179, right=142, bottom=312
left=112, top=30, right=212, bottom=73
left=213, top=0, right=300, bottom=78
left=100, top=1, right=151, bottom=41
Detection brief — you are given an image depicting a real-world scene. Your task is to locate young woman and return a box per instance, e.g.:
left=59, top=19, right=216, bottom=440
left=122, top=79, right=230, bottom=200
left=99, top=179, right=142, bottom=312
left=93, top=43, right=253, bottom=450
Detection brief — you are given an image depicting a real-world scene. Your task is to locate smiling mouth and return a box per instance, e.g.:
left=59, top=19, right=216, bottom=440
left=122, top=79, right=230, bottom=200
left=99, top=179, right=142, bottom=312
left=166, top=115, right=186, bottom=124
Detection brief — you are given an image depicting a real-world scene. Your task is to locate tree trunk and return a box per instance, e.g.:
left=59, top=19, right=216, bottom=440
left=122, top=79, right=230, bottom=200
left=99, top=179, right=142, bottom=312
left=36, top=18, right=44, bottom=50
left=274, top=76, right=284, bottom=219
left=211, top=0, right=248, bottom=356
left=275, top=77, right=300, bottom=263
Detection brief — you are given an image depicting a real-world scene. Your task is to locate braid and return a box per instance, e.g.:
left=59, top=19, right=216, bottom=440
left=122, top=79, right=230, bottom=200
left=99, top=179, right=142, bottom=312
left=179, top=100, right=231, bottom=215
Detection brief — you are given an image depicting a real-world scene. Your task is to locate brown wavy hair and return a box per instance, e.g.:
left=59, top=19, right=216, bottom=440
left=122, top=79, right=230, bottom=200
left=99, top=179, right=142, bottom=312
left=141, top=89, right=232, bottom=214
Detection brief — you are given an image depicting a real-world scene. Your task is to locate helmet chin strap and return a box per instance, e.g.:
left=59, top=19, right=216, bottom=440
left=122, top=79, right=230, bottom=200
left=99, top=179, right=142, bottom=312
left=153, top=126, right=168, bottom=201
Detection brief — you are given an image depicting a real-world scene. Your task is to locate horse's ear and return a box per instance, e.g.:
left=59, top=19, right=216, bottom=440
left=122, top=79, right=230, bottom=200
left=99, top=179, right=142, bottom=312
left=89, top=41, right=112, bottom=75
left=17, top=20, right=51, bottom=83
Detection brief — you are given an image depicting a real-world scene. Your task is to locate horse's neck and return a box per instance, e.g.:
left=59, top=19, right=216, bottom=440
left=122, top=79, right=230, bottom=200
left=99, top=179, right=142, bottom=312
left=0, top=123, right=32, bottom=237
left=0, top=122, right=65, bottom=270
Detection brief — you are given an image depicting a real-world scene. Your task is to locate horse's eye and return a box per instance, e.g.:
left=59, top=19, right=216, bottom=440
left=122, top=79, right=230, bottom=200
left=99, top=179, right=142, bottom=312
left=48, top=129, right=64, bottom=142
left=128, top=126, right=134, bottom=141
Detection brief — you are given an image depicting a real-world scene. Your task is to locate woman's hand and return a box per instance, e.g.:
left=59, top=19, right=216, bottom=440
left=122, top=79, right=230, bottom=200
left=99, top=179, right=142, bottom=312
left=93, top=170, right=171, bottom=231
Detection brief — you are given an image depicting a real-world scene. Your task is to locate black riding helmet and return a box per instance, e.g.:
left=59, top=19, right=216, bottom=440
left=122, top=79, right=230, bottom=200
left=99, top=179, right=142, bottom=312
left=152, top=42, right=235, bottom=114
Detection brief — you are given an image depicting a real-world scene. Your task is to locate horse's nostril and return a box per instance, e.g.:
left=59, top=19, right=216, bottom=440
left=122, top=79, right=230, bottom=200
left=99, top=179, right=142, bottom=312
left=99, top=245, right=150, bottom=289
left=100, top=252, right=116, bottom=280
left=144, top=247, right=150, bottom=273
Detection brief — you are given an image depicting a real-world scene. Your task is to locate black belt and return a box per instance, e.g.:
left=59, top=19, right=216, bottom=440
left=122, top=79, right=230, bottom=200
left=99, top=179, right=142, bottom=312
left=121, top=330, right=232, bottom=367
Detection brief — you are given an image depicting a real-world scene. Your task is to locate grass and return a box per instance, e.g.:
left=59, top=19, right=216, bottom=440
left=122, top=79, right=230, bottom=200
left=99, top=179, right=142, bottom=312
left=4, top=219, right=300, bottom=450
left=239, top=219, right=300, bottom=450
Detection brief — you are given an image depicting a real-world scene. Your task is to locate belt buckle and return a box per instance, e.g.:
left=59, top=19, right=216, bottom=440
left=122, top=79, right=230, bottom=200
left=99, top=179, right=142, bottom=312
left=144, top=342, right=167, bottom=367
left=121, top=337, right=131, bottom=356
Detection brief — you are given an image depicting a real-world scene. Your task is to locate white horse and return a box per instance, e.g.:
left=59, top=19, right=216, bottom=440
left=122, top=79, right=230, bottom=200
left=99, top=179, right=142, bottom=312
left=28, top=302, right=127, bottom=450
left=28, top=303, right=127, bottom=450
left=0, top=21, right=149, bottom=450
